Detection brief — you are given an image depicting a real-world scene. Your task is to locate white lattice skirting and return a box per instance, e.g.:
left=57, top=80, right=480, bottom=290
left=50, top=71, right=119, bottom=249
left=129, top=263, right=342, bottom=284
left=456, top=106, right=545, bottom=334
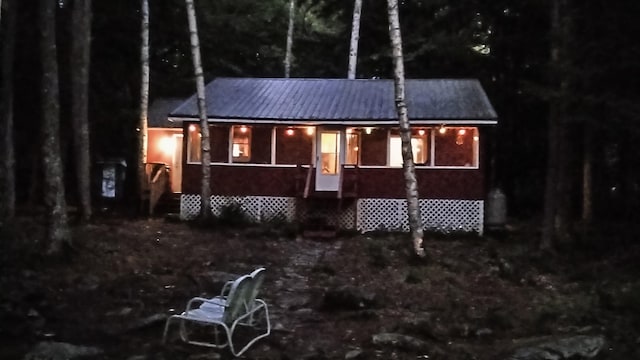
left=180, top=194, right=297, bottom=222
left=180, top=195, right=483, bottom=234
left=357, top=198, right=484, bottom=235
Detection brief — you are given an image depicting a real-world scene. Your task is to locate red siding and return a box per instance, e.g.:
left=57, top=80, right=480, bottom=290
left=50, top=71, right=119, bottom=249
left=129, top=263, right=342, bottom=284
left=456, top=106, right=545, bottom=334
left=182, top=164, right=301, bottom=197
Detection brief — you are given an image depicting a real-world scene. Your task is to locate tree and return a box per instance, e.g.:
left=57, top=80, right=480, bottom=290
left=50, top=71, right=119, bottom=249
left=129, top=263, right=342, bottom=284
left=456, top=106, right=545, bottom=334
left=541, top=0, right=572, bottom=250
left=347, top=0, right=362, bottom=79
left=185, top=0, right=212, bottom=219
left=386, top=0, right=425, bottom=258
left=0, top=0, right=16, bottom=221
left=40, top=0, right=70, bottom=255
left=70, top=0, right=93, bottom=221
left=284, top=0, right=295, bottom=77
left=138, top=0, right=150, bottom=214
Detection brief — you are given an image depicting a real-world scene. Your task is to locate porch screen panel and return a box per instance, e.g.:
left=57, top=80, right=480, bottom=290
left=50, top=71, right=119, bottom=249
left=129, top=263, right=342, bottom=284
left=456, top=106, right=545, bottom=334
left=360, top=128, right=387, bottom=166
left=210, top=125, right=230, bottom=163
left=251, top=126, right=272, bottom=164
left=186, top=124, right=201, bottom=163
left=434, top=127, right=478, bottom=167
left=275, top=127, right=313, bottom=165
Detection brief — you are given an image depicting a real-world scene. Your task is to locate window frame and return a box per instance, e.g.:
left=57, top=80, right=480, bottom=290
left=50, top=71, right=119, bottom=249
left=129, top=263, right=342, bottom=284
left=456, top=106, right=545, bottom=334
left=186, top=123, right=202, bottom=164
left=230, top=125, right=252, bottom=163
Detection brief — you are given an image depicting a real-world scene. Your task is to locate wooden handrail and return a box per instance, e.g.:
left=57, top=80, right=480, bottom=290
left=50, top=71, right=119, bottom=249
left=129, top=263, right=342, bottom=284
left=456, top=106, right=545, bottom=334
left=304, top=166, right=313, bottom=199
left=145, top=163, right=170, bottom=215
left=337, top=164, right=345, bottom=199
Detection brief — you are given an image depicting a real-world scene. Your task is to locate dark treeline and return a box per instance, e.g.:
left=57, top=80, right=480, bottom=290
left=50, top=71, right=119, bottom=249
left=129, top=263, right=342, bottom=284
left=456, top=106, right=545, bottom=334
left=2, top=0, right=640, bottom=244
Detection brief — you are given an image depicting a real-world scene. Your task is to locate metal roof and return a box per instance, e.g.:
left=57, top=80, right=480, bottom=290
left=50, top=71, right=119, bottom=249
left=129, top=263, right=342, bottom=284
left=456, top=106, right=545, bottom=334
left=169, top=78, right=498, bottom=124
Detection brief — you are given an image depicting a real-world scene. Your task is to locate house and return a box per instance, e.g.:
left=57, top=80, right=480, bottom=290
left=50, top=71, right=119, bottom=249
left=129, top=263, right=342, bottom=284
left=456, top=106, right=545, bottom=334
left=147, top=98, right=185, bottom=194
left=168, top=78, right=498, bottom=234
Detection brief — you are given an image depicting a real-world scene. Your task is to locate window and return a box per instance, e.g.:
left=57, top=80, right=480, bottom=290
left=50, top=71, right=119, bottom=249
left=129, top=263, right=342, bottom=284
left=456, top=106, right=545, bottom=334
left=187, top=123, right=202, bottom=163
left=388, top=130, right=429, bottom=167
left=345, top=129, right=360, bottom=165
left=231, top=125, right=251, bottom=162
left=320, top=132, right=340, bottom=174
left=434, top=127, right=478, bottom=167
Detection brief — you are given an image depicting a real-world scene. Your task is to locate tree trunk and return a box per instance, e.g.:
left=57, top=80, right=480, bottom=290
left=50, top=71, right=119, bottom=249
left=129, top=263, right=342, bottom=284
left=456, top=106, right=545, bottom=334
left=40, top=0, right=70, bottom=255
left=386, top=0, right=425, bottom=258
left=185, top=0, right=211, bottom=219
left=138, top=0, right=150, bottom=214
left=347, top=0, right=362, bottom=79
left=284, top=0, right=295, bottom=78
left=581, top=121, right=592, bottom=223
left=0, top=0, right=16, bottom=221
left=70, top=0, right=93, bottom=221
left=541, top=0, right=572, bottom=250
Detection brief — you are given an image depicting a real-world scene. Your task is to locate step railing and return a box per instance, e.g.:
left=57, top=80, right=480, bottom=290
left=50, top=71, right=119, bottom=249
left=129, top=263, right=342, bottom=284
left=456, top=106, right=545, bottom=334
left=145, top=162, right=170, bottom=215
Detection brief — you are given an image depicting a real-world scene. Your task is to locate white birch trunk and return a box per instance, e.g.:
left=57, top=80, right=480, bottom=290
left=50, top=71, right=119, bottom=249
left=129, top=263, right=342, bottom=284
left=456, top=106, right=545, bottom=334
left=284, top=0, right=295, bottom=78
left=387, top=0, right=425, bottom=257
left=347, top=0, right=362, bottom=79
left=138, top=0, right=150, bottom=213
left=185, top=0, right=212, bottom=219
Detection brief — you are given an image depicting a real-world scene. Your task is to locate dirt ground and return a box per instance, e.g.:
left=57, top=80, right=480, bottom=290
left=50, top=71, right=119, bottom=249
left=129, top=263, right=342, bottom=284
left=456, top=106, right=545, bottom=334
left=1, top=217, right=639, bottom=359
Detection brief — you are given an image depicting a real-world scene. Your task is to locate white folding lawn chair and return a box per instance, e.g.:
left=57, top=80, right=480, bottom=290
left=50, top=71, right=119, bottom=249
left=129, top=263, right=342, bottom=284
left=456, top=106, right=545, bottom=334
left=162, top=272, right=271, bottom=356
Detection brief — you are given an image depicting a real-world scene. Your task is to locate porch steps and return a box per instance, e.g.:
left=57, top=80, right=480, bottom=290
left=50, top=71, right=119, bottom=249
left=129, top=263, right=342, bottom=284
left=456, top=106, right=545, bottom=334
left=152, top=192, right=181, bottom=216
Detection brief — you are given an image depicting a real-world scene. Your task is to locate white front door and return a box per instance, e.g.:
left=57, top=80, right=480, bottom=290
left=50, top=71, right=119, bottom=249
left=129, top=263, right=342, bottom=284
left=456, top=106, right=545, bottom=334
left=171, top=134, right=183, bottom=193
left=315, top=129, right=344, bottom=191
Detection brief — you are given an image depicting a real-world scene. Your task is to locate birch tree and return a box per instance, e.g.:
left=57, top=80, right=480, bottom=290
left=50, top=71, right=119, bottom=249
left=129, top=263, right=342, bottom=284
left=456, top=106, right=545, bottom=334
left=347, top=0, right=362, bottom=79
left=0, top=0, right=16, bottom=221
left=70, top=0, right=93, bottom=221
left=284, top=0, right=295, bottom=78
left=138, top=0, right=150, bottom=213
left=387, top=0, right=425, bottom=257
left=185, top=0, right=212, bottom=219
left=40, top=0, right=70, bottom=255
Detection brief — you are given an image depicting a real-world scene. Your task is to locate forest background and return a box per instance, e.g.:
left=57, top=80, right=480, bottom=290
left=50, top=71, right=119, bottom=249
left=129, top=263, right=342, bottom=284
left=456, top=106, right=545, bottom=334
left=1, top=0, right=640, bottom=249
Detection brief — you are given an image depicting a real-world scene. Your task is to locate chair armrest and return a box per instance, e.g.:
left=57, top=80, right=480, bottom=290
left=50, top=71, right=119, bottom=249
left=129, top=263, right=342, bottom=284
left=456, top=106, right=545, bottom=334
left=185, top=296, right=227, bottom=313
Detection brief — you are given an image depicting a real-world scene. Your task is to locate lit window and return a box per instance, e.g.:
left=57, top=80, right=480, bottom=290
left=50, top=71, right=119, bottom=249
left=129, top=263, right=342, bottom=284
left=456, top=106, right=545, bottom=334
left=345, top=130, right=360, bottom=165
left=389, top=131, right=428, bottom=167
left=187, top=123, right=202, bottom=163
left=434, top=127, right=478, bottom=167
left=232, top=125, right=251, bottom=162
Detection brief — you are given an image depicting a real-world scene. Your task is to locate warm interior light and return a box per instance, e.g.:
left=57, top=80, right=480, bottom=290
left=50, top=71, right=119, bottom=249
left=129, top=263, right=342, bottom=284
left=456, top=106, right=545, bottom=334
left=354, top=146, right=359, bottom=152
left=365, top=127, right=372, bottom=135
left=438, top=125, right=447, bottom=134
left=458, top=129, right=467, bottom=136
left=189, top=124, right=197, bottom=132
left=306, top=127, right=314, bottom=136
left=346, top=128, right=353, bottom=134
left=239, top=125, right=248, bottom=133
left=418, top=129, right=425, bottom=136
left=286, top=128, right=295, bottom=136
left=473, top=135, right=479, bottom=142
left=159, top=137, right=175, bottom=155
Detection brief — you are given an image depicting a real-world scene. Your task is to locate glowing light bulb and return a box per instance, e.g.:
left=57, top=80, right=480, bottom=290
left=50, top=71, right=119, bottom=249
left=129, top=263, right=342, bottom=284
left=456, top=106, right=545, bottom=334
left=286, top=128, right=294, bottom=136
left=189, top=124, right=197, bottom=132
left=240, top=126, right=247, bottom=133
left=306, top=127, right=314, bottom=135
left=365, top=127, right=372, bottom=135
left=418, top=129, right=425, bottom=136
left=439, top=126, right=447, bottom=134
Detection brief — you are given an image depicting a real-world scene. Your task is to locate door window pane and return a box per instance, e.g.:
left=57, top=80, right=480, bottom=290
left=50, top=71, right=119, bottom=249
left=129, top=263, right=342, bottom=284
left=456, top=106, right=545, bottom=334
left=320, top=132, right=340, bottom=174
